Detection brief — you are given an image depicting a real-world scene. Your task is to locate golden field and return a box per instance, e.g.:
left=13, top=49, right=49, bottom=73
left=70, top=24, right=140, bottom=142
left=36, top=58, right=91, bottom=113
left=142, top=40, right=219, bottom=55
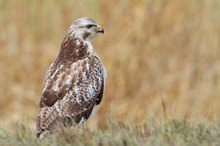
left=0, top=0, right=220, bottom=131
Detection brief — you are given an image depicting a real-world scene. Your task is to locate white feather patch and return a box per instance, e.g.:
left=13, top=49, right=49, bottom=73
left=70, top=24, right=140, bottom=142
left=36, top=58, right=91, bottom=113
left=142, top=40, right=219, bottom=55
left=103, top=66, right=107, bottom=79
left=65, top=74, right=72, bottom=85
left=88, top=84, right=94, bottom=97
left=78, top=117, right=85, bottom=126
left=76, top=39, right=80, bottom=46
left=86, top=41, right=94, bottom=53
left=90, top=105, right=99, bottom=117
left=82, top=72, right=87, bottom=81
left=74, top=86, right=78, bottom=93
left=86, top=63, right=90, bottom=71
left=52, top=83, right=59, bottom=92
left=76, top=96, right=81, bottom=104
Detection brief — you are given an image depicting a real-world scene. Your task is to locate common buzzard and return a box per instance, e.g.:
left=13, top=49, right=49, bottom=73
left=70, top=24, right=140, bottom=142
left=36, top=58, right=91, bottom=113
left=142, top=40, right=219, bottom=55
left=36, top=17, right=106, bottom=138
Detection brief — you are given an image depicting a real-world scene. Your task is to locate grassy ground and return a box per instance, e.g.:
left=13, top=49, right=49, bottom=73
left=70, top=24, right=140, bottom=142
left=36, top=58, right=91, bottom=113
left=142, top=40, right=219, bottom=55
left=0, top=119, right=220, bottom=146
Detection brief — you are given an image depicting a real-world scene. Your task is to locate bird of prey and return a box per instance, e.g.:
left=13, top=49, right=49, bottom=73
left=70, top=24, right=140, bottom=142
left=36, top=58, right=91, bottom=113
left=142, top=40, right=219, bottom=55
left=36, top=17, right=106, bottom=138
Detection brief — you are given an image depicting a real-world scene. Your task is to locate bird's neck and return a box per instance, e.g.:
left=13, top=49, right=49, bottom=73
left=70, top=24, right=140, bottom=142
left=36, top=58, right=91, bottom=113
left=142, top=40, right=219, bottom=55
left=57, top=36, right=92, bottom=64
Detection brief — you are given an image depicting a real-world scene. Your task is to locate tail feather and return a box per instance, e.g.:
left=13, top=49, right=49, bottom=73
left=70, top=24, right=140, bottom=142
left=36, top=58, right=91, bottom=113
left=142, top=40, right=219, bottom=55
left=36, top=107, right=58, bottom=138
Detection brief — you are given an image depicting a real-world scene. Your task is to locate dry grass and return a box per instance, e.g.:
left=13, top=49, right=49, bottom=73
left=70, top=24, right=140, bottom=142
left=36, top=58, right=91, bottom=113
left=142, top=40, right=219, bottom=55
left=0, top=0, right=220, bottom=132
left=1, top=119, right=220, bottom=146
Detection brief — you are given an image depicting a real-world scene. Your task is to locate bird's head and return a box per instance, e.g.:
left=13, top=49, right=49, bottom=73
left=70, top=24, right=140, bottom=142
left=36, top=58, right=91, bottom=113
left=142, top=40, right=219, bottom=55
left=68, top=17, right=104, bottom=41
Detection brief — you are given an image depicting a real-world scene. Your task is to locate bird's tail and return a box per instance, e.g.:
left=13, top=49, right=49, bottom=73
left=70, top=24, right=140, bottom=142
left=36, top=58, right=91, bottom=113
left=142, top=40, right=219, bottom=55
left=36, top=107, right=59, bottom=139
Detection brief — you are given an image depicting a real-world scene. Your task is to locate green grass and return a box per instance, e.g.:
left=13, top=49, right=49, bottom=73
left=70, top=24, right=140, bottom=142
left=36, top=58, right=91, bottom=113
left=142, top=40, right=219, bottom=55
left=0, top=119, right=220, bottom=146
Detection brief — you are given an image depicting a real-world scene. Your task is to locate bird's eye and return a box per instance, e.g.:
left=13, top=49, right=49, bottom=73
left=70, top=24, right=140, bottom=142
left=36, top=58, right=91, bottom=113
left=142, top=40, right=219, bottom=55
left=86, top=25, right=93, bottom=29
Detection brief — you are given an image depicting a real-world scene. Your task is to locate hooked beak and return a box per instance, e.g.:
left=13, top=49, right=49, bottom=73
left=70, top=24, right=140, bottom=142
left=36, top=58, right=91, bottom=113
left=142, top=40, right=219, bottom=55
left=97, top=25, right=104, bottom=34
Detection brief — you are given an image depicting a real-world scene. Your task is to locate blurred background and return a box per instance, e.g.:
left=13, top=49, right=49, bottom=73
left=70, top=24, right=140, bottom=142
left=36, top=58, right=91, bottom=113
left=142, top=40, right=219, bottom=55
left=0, top=0, right=220, bottom=131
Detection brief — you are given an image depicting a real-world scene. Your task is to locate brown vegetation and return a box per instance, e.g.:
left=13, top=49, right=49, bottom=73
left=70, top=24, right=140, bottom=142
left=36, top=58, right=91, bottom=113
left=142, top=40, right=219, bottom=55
left=0, top=0, right=220, bottom=131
